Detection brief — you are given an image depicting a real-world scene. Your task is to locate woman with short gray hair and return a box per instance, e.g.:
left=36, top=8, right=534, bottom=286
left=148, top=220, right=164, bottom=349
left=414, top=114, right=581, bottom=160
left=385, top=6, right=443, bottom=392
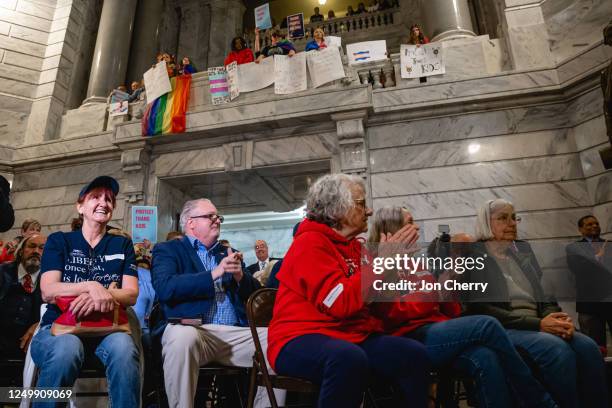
left=466, top=199, right=608, bottom=407
left=268, top=174, right=431, bottom=407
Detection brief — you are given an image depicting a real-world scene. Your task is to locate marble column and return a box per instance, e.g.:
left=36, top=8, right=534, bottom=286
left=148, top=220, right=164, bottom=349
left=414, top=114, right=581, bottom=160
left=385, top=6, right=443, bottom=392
left=126, top=0, right=165, bottom=85
left=421, top=0, right=477, bottom=42
left=207, top=0, right=245, bottom=67
left=84, top=0, right=138, bottom=103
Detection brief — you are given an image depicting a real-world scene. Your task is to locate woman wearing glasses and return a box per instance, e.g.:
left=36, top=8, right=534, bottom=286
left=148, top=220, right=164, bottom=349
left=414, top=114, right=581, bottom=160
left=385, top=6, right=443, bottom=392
left=31, top=176, right=140, bottom=407
left=465, top=199, right=607, bottom=407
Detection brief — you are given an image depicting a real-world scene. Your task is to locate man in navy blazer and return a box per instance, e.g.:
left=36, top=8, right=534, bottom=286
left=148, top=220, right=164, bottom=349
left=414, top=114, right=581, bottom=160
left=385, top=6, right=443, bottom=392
left=152, top=198, right=278, bottom=408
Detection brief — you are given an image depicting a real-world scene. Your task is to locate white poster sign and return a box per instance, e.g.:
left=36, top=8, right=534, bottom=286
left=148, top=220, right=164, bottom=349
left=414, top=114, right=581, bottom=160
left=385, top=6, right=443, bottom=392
left=143, top=61, right=172, bottom=102
left=306, top=46, right=345, bottom=88
left=400, top=43, right=445, bottom=78
left=226, top=61, right=239, bottom=100
left=237, top=57, right=275, bottom=93
left=274, top=53, right=307, bottom=95
left=109, top=101, right=128, bottom=116
left=346, top=40, right=387, bottom=65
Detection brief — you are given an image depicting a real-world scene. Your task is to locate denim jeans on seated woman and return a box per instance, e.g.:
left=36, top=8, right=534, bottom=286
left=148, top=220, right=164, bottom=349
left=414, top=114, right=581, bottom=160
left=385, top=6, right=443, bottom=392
left=31, top=324, right=140, bottom=408
left=407, top=315, right=557, bottom=408
left=506, top=329, right=608, bottom=408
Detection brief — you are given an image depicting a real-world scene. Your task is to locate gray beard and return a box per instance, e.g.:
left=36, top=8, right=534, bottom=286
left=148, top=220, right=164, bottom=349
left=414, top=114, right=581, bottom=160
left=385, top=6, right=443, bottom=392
left=23, top=259, right=40, bottom=274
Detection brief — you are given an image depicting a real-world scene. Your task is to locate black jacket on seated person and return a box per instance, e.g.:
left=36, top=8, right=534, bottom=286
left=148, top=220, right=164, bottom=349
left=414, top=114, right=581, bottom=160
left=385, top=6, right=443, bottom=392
left=462, top=240, right=561, bottom=331
left=0, top=261, right=42, bottom=357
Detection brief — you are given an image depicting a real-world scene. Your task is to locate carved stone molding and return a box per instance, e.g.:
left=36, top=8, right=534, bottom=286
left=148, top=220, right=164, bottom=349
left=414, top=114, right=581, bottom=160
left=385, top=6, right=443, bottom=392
left=223, top=140, right=254, bottom=172
left=118, top=142, right=151, bottom=204
left=331, top=110, right=369, bottom=174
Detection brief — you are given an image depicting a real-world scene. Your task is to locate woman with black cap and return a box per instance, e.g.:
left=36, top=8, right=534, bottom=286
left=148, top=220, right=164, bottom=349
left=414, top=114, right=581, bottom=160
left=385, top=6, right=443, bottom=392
left=30, top=176, right=140, bottom=407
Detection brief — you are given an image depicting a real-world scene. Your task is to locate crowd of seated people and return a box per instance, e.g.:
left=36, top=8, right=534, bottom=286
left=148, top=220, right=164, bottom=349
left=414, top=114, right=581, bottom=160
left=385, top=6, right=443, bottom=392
left=0, top=172, right=610, bottom=407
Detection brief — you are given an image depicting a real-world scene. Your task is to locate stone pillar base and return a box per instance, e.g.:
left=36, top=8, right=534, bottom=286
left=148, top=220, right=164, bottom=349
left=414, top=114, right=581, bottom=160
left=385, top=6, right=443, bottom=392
left=59, top=103, right=108, bottom=138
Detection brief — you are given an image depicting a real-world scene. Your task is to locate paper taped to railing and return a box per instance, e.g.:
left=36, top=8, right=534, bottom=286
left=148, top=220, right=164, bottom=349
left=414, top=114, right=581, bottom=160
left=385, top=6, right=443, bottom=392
left=400, top=43, right=445, bottom=79
left=274, top=52, right=307, bottom=95
left=208, top=66, right=230, bottom=105
left=143, top=61, right=172, bottom=102
left=327, top=36, right=342, bottom=50
left=237, top=57, right=274, bottom=93
left=307, top=46, right=345, bottom=88
left=346, top=40, right=387, bottom=65
left=226, top=61, right=239, bottom=100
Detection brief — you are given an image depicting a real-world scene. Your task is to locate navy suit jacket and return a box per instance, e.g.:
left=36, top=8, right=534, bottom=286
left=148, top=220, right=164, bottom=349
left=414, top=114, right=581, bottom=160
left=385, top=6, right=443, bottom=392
left=151, top=236, right=261, bottom=335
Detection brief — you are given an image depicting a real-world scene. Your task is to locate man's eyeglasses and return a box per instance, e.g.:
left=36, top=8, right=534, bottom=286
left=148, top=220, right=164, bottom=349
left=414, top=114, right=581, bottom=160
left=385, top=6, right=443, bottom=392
left=190, top=214, right=224, bottom=224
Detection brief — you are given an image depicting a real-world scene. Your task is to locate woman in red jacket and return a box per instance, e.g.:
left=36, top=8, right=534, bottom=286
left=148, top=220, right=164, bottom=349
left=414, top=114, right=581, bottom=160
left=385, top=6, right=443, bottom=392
left=368, top=207, right=557, bottom=408
left=268, top=174, right=430, bottom=408
left=224, top=36, right=254, bottom=66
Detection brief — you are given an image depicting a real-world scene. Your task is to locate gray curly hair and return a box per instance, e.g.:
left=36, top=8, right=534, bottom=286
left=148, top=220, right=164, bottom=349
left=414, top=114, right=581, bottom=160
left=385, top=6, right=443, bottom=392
left=305, top=174, right=365, bottom=228
left=474, top=198, right=514, bottom=241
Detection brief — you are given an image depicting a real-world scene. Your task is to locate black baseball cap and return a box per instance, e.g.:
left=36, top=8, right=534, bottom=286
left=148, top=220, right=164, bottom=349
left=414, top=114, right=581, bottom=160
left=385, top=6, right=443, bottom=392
left=79, top=176, right=119, bottom=199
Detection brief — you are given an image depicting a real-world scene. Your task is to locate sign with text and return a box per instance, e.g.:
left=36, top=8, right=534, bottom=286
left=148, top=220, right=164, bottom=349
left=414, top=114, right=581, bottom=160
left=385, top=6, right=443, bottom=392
left=255, top=3, right=272, bottom=30
left=226, top=61, right=239, bottom=100
left=306, top=46, right=345, bottom=88
left=143, top=61, right=172, bottom=103
left=346, top=40, right=387, bottom=65
left=208, top=66, right=230, bottom=105
left=274, top=52, right=307, bottom=95
left=400, top=43, right=445, bottom=78
left=287, top=13, right=305, bottom=39
left=237, top=57, right=275, bottom=92
left=132, top=206, right=158, bottom=244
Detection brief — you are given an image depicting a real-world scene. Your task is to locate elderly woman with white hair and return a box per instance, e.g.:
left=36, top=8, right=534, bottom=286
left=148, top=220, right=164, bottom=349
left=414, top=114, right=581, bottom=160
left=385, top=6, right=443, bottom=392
left=466, top=198, right=608, bottom=408
left=267, top=174, right=431, bottom=408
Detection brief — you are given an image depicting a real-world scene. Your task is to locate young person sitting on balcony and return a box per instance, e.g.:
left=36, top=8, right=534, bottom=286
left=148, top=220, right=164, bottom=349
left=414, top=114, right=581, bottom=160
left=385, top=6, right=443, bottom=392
left=327, top=10, right=336, bottom=20
left=254, top=29, right=296, bottom=63
left=305, top=28, right=327, bottom=52
left=224, top=37, right=254, bottom=66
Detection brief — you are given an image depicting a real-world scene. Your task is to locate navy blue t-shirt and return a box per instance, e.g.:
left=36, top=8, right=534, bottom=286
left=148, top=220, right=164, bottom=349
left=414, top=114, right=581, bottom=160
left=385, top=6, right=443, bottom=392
left=40, top=230, right=138, bottom=326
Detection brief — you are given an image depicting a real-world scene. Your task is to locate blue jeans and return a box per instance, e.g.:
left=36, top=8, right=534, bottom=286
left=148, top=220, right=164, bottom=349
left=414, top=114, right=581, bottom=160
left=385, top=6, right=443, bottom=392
left=507, top=329, right=608, bottom=408
left=275, top=333, right=430, bottom=408
left=408, top=315, right=557, bottom=408
left=31, top=325, right=140, bottom=408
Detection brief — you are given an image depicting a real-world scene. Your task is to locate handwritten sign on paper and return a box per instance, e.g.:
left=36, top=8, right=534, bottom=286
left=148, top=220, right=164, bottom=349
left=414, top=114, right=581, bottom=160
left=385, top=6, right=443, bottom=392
left=346, top=40, right=387, bottom=65
left=237, top=57, right=274, bottom=92
left=306, top=46, right=345, bottom=88
left=400, top=43, right=445, bottom=78
left=255, top=3, right=272, bottom=30
left=326, top=36, right=342, bottom=50
left=274, top=53, right=307, bottom=95
left=208, top=66, right=230, bottom=105
left=226, top=61, right=239, bottom=100
left=143, top=61, right=172, bottom=102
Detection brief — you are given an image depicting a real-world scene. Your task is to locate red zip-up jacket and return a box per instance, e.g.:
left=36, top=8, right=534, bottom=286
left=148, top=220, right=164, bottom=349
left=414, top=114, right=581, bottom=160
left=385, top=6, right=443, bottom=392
left=371, top=268, right=461, bottom=336
left=267, top=219, right=383, bottom=370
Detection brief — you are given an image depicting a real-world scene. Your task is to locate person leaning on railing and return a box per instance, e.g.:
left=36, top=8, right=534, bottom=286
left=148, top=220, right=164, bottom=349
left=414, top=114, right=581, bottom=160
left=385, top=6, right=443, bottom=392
left=224, top=36, right=254, bottom=66
left=305, top=28, right=327, bottom=51
left=254, top=28, right=296, bottom=63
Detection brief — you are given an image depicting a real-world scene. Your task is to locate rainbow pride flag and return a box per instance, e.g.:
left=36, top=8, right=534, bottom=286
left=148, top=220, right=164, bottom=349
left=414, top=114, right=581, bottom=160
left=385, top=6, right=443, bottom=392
left=142, top=74, right=192, bottom=136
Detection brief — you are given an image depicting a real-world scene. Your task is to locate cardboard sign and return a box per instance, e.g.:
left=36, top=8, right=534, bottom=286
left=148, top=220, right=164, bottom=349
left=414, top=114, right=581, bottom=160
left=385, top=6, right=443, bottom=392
left=400, top=43, right=445, bottom=78
left=143, top=61, right=172, bottom=102
left=346, top=40, right=387, bottom=65
left=255, top=3, right=272, bottom=30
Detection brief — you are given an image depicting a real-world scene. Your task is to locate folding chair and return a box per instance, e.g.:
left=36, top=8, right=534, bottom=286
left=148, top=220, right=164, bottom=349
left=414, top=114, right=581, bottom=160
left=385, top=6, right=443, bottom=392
left=246, top=288, right=318, bottom=408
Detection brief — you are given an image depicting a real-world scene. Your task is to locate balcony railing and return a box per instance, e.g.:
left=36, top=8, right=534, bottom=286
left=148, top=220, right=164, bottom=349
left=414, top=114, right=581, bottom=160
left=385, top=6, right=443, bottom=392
left=244, top=7, right=402, bottom=52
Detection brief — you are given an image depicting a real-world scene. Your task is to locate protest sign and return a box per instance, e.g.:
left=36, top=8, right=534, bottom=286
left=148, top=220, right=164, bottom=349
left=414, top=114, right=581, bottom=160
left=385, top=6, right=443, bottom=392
left=226, top=61, right=239, bottom=100
left=132, top=206, right=158, bottom=244
left=109, top=90, right=129, bottom=116
left=208, top=66, right=230, bottom=105
left=346, top=40, right=387, bottom=65
left=237, top=57, right=275, bottom=92
left=143, top=61, right=172, bottom=102
left=306, top=46, right=345, bottom=88
left=274, top=53, right=307, bottom=95
left=400, top=43, right=445, bottom=78
left=255, top=3, right=272, bottom=30
left=287, top=13, right=305, bottom=39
